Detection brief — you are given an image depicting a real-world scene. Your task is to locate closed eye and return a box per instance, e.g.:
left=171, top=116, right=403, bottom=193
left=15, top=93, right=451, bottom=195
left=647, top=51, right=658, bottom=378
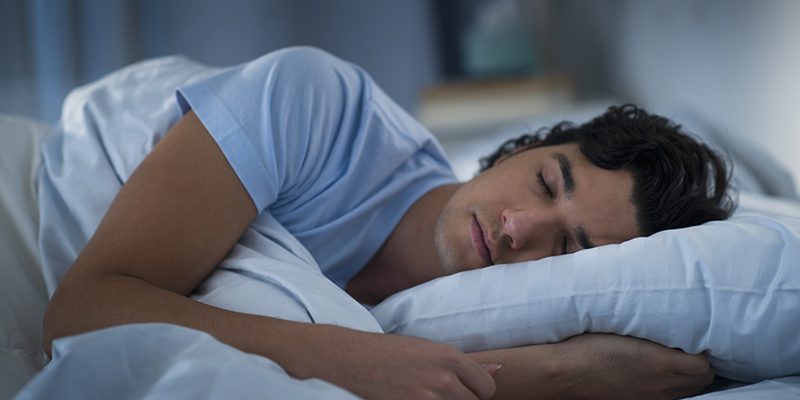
left=537, top=171, right=554, bottom=198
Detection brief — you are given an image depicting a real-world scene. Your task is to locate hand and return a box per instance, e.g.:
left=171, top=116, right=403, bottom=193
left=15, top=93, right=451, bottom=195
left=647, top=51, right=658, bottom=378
left=290, top=325, right=498, bottom=400
left=555, top=333, right=715, bottom=399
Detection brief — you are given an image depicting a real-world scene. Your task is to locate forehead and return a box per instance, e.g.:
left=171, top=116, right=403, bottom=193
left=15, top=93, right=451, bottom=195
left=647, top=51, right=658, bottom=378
left=515, top=143, right=641, bottom=244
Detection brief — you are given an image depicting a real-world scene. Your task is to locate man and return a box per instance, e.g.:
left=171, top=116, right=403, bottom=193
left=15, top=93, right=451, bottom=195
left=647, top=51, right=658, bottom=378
left=41, top=47, right=730, bottom=399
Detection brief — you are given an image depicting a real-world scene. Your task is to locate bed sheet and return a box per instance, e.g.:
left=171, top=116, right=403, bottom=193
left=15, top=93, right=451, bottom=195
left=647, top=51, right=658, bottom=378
left=15, top=324, right=360, bottom=400
left=15, top=212, right=380, bottom=399
left=16, top=202, right=800, bottom=400
left=4, top=103, right=800, bottom=398
left=0, top=115, right=50, bottom=399
left=16, top=211, right=800, bottom=400
left=690, top=376, right=800, bottom=399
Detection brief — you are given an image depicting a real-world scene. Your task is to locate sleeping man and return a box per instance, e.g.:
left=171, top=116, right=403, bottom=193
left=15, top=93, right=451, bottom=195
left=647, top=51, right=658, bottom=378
left=40, top=47, right=732, bottom=399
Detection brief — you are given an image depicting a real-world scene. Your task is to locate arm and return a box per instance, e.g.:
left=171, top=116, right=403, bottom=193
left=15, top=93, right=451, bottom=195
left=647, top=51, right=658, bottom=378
left=43, top=111, right=495, bottom=400
left=469, top=334, right=714, bottom=400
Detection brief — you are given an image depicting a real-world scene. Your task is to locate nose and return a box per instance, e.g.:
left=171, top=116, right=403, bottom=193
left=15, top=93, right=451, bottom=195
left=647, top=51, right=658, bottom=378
left=500, top=207, right=560, bottom=252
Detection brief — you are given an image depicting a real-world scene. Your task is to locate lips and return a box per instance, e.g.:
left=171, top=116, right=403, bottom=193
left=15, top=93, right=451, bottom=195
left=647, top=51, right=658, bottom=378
left=471, top=215, right=493, bottom=265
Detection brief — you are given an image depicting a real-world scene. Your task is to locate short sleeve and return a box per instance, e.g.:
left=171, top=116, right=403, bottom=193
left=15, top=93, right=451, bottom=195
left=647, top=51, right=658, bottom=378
left=176, top=47, right=368, bottom=213
left=176, top=47, right=457, bottom=283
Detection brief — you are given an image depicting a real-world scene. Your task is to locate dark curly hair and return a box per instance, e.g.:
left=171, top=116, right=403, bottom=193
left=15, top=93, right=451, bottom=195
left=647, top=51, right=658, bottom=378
left=479, top=104, right=735, bottom=235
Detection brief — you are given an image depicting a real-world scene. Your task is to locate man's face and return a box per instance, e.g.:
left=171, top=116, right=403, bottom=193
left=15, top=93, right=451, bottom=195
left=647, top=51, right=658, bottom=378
left=434, top=143, right=641, bottom=275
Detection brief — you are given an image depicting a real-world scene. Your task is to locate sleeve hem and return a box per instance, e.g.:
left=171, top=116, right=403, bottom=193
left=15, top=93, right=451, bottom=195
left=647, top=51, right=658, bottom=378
left=175, top=84, right=274, bottom=213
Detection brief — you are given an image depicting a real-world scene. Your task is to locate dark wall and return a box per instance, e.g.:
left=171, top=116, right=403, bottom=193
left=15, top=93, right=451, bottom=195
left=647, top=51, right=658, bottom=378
left=1, top=0, right=442, bottom=121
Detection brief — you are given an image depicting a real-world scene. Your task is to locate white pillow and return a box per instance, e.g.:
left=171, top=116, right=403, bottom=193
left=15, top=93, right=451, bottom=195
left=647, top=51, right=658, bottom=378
left=0, top=114, right=50, bottom=398
left=370, top=197, right=800, bottom=383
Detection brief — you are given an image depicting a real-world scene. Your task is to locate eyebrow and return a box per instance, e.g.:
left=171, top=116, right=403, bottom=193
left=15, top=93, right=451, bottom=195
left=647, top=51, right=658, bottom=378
left=553, top=152, right=596, bottom=250
left=553, top=153, right=575, bottom=198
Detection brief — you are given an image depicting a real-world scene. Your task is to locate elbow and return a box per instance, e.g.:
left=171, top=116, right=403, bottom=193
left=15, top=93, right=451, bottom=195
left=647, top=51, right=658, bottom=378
left=42, top=272, right=143, bottom=357
left=42, top=292, right=66, bottom=358
left=41, top=279, right=85, bottom=358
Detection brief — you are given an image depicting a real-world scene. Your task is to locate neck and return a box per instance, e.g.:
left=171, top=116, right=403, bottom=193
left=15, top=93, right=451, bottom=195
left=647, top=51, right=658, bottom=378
left=345, top=183, right=461, bottom=305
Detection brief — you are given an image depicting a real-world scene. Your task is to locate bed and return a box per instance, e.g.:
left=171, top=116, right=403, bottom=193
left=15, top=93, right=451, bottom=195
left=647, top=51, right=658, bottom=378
left=2, top=57, right=799, bottom=399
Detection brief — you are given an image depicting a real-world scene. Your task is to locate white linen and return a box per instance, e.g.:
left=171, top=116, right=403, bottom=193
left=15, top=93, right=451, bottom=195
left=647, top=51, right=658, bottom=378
left=6, top=103, right=799, bottom=397
left=370, top=196, right=800, bottom=383
left=0, top=115, right=50, bottom=399
left=16, top=211, right=380, bottom=399
left=38, top=48, right=457, bottom=297
left=191, top=212, right=383, bottom=333
left=689, top=376, right=800, bottom=399
left=15, top=324, right=360, bottom=400
left=670, top=109, right=798, bottom=199
left=36, top=55, right=220, bottom=296
left=8, top=89, right=800, bottom=397
left=15, top=204, right=800, bottom=399
left=176, top=47, right=456, bottom=290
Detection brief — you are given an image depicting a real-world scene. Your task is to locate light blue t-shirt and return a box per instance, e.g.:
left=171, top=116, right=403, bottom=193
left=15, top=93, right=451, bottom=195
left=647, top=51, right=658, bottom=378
left=37, top=47, right=456, bottom=293
left=175, top=47, right=456, bottom=287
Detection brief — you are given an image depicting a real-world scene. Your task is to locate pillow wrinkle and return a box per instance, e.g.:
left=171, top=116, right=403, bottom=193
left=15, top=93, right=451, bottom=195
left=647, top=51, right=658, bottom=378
left=371, top=212, right=800, bottom=382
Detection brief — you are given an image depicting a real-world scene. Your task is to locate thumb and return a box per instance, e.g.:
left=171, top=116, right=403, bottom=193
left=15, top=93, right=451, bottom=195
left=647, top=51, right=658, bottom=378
left=480, top=363, right=503, bottom=377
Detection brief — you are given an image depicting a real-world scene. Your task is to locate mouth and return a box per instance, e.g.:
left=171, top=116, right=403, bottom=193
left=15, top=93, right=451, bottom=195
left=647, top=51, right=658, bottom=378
left=470, top=215, right=494, bottom=265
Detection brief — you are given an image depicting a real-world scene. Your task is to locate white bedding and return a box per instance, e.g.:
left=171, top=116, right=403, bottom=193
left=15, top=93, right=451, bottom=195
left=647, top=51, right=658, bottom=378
left=190, top=212, right=382, bottom=333
left=2, top=67, right=800, bottom=398
left=371, top=207, right=800, bottom=382
left=0, top=115, right=49, bottom=399
left=17, top=324, right=360, bottom=400
left=18, top=214, right=378, bottom=400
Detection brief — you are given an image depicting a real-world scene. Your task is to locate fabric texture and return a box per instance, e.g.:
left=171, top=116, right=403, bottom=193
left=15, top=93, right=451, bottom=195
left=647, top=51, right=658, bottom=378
left=37, top=47, right=456, bottom=295
left=18, top=214, right=380, bottom=400
left=370, top=193, right=800, bottom=382
left=190, top=211, right=382, bottom=333
left=15, top=324, right=360, bottom=400
left=688, top=376, right=800, bottom=399
left=176, top=47, right=456, bottom=288
left=0, top=115, right=50, bottom=399
left=36, top=55, right=218, bottom=295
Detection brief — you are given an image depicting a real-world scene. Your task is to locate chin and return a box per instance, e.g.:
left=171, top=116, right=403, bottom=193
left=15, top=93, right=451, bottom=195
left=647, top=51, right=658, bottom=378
left=433, top=225, right=465, bottom=276
left=434, top=232, right=483, bottom=275
left=434, top=202, right=485, bottom=275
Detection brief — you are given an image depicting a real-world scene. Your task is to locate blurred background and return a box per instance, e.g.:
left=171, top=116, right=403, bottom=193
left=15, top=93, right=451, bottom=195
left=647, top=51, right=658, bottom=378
left=2, top=0, right=799, bottom=189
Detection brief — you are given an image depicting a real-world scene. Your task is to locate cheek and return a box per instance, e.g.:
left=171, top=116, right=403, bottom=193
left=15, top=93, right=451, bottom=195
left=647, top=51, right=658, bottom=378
left=433, top=208, right=462, bottom=273
left=481, top=167, right=536, bottom=201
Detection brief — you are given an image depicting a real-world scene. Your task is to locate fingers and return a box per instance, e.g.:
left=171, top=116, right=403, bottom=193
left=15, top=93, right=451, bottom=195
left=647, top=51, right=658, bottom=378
left=455, top=357, right=498, bottom=400
left=480, top=363, right=503, bottom=378
left=666, top=367, right=716, bottom=398
left=664, top=352, right=715, bottom=398
left=446, top=380, right=481, bottom=400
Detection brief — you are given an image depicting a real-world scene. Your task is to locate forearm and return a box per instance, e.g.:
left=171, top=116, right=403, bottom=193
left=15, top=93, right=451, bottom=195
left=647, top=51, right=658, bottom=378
left=469, top=334, right=715, bottom=400
left=45, top=271, right=502, bottom=400
left=469, top=344, right=578, bottom=400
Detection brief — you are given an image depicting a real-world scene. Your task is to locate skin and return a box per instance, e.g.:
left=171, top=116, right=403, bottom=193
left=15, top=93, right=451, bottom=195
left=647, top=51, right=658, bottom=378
left=435, top=143, right=639, bottom=273
left=44, top=112, right=714, bottom=400
left=347, top=143, right=640, bottom=304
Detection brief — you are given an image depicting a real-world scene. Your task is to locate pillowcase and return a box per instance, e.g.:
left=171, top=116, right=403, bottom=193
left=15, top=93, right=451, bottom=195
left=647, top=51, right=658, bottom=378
left=370, top=197, right=800, bottom=383
left=0, top=114, right=50, bottom=398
